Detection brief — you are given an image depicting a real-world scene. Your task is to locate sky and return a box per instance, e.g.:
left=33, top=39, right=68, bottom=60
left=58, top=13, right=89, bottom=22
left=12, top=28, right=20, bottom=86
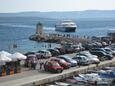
left=0, top=0, right=115, bottom=13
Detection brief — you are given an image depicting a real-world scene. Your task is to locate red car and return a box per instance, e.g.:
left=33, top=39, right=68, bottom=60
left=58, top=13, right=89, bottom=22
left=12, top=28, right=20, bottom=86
left=50, top=57, right=71, bottom=69
left=44, top=61, right=64, bottom=73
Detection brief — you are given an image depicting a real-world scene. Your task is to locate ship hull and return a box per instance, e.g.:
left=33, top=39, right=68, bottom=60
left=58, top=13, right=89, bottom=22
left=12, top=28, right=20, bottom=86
left=55, top=27, right=76, bottom=32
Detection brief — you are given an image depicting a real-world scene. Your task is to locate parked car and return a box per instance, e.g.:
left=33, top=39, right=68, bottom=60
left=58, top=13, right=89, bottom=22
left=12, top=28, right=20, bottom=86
left=82, top=44, right=91, bottom=50
left=47, top=49, right=60, bottom=56
left=27, top=54, right=36, bottom=60
left=78, top=51, right=100, bottom=64
left=25, top=54, right=36, bottom=67
left=62, top=43, right=75, bottom=53
left=104, top=47, right=115, bottom=56
left=108, top=43, right=115, bottom=50
left=44, top=61, right=63, bottom=73
left=24, top=52, right=35, bottom=56
left=72, top=44, right=85, bottom=52
left=73, top=55, right=91, bottom=65
left=50, top=57, right=71, bottom=69
left=82, top=42, right=102, bottom=50
left=55, top=47, right=66, bottom=55
left=91, top=48, right=112, bottom=55
left=90, top=49, right=113, bottom=60
left=57, top=55, right=77, bottom=67
left=37, top=50, right=52, bottom=58
left=53, top=48, right=61, bottom=55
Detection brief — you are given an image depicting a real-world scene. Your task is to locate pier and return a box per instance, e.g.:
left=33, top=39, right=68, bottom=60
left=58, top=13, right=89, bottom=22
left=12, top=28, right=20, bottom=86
left=29, top=34, right=91, bottom=44
left=0, top=53, right=115, bottom=86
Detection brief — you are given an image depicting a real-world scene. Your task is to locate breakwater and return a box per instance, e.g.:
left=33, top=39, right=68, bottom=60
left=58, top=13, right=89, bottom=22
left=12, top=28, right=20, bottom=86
left=29, top=33, right=91, bottom=44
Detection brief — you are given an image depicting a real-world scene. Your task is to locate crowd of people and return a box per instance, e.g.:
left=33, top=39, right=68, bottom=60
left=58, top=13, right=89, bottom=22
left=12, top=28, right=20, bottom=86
left=26, top=57, right=46, bottom=71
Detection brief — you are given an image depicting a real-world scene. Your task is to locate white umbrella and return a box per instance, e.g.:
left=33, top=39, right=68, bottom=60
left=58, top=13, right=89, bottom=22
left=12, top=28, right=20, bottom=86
left=0, top=51, right=12, bottom=65
left=0, top=51, right=12, bottom=57
left=0, top=54, right=12, bottom=63
left=10, top=52, right=27, bottom=61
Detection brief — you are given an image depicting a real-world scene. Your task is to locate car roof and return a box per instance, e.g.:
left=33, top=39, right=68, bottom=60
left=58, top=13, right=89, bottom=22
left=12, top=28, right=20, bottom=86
left=47, top=60, right=59, bottom=63
left=79, top=51, right=90, bottom=54
left=58, top=55, right=70, bottom=58
left=39, top=50, right=50, bottom=52
left=48, top=48, right=55, bottom=50
left=50, top=57, right=60, bottom=60
left=76, top=54, right=88, bottom=57
left=76, top=55, right=87, bottom=58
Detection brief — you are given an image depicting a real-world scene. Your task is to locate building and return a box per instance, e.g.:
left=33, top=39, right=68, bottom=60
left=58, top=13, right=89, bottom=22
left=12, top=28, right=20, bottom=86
left=36, top=22, right=43, bottom=35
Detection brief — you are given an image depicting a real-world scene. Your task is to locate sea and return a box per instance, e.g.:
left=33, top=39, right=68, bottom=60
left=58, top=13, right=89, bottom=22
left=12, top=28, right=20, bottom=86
left=0, top=17, right=115, bottom=53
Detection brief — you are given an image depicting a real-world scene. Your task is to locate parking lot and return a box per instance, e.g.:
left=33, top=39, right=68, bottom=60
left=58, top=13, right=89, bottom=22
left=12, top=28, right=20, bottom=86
left=0, top=56, right=115, bottom=86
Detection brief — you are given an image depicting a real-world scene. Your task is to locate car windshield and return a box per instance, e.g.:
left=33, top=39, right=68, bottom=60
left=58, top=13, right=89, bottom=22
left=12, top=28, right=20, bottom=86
left=60, top=59, right=66, bottom=63
left=82, top=57, right=87, bottom=60
left=64, top=56, right=72, bottom=60
left=52, top=62, right=60, bottom=66
left=105, top=49, right=111, bottom=52
left=99, top=51, right=107, bottom=55
left=80, top=54, right=91, bottom=59
left=82, top=52, right=91, bottom=56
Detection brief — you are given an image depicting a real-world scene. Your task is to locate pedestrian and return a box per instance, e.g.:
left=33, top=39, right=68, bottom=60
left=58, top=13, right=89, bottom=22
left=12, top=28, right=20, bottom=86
left=28, top=59, right=32, bottom=70
left=27, top=59, right=32, bottom=70
left=32, top=58, right=37, bottom=70
left=39, top=59, right=44, bottom=70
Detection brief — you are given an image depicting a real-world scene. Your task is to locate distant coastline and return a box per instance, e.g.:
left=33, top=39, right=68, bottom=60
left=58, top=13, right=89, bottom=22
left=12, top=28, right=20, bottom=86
left=0, top=10, right=115, bottom=19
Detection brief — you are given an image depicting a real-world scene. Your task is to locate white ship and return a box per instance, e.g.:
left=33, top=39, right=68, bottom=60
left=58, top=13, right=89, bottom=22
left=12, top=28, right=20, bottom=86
left=55, top=20, right=77, bottom=32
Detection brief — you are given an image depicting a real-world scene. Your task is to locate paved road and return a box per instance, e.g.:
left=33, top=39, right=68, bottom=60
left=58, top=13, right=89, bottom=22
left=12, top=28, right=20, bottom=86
left=0, top=66, right=81, bottom=86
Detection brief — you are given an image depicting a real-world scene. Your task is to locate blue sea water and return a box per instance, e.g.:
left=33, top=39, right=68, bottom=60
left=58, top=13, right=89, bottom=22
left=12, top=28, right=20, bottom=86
left=0, top=17, right=115, bottom=53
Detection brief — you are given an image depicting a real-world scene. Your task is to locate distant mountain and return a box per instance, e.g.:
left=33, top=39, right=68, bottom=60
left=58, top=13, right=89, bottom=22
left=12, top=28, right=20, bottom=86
left=0, top=10, right=115, bottom=19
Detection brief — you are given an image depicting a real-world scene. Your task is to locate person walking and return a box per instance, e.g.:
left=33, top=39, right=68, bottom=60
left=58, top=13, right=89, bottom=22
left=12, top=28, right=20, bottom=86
left=39, top=59, right=44, bottom=70
left=28, top=59, right=32, bottom=70
left=32, top=58, right=37, bottom=70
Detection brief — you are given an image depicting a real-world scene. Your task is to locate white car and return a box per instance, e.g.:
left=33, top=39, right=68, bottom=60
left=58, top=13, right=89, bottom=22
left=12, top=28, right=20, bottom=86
left=73, top=55, right=91, bottom=65
left=104, top=47, right=115, bottom=56
left=36, top=50, right=52, bottom=58
left=109, top=43, right=115, bottom=50
left=78, top=51, right=100, bottom=64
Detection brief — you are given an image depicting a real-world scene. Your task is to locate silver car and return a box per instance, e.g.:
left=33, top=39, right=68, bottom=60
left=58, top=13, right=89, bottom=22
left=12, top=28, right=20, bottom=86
left=77, top=51, right=100, bottom=64
left=73, top=55, right=91, bottom=65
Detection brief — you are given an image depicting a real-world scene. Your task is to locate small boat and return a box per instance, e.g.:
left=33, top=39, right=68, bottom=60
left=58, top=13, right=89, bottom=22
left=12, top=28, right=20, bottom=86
left=98, top=70, right=115, bottom=79
left=47, top=85, right=58, bottom=86
left=102, top=67, right=115, bottom=71
left=55, top=20, right=77, bottom=32
left=79, top=73, right=101, bottom=82
left=73, top=76, right=86, bottom=83
left=97, top=78, right=112, bottom=85
left=54, top=82, right=71, bottom=86
left=74, top=73, right=112, bottom=85
left=66, top=79, right=78, bottom=84
left=74, top=73, right=99, bottom=84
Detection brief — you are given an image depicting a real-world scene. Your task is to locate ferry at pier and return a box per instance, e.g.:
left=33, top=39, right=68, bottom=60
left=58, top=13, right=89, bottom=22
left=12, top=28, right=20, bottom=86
left=55, top=20, right=77, bottom=32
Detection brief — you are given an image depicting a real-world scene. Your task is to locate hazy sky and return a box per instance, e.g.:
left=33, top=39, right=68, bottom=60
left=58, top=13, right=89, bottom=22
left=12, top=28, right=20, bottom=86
left=0, top=0, right=115, bottom=13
